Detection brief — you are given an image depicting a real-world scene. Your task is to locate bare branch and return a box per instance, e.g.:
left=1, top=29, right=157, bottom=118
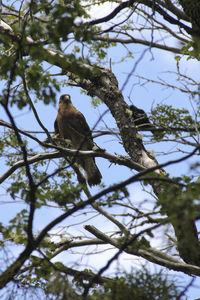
left=0, top=151, right=61, bottom=184
left=85, top=225, right=200, bottom=277
left=92, top=35, right=182, bottom=54
left=22, top=76, right=52, bottom=141
left=87, top=0, right=136, bottom=26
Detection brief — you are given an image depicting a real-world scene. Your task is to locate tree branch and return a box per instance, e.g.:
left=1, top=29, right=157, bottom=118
left=87, top=0, right=136, bottom=26
left=85, top=225, right=200, bottom=276
left=92, top=35, right=182, bottom=54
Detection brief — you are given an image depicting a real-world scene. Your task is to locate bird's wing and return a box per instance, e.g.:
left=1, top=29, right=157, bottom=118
left=67, top=111, right=92, bottom=138
left=54, top=117, right=59, bottom=135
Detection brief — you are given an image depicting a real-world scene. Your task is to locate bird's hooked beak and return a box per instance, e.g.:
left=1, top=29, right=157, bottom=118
left=59, top=94, right=71, bottom=105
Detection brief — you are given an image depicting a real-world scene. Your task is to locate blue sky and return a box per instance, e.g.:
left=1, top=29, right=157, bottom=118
left=1, top=1, right=200, bottom=298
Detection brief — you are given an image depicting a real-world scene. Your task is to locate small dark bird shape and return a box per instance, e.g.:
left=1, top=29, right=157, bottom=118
left=129, top=105, right=155, bottom=135
left=54, top=94, right=102, bottom=186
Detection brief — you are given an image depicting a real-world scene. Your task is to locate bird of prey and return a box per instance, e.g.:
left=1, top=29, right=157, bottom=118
left=54, top=94, right=102, bottom=186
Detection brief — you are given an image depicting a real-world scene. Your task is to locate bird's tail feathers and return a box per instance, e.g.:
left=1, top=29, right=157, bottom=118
left=84, top=158, right=102, bottom=186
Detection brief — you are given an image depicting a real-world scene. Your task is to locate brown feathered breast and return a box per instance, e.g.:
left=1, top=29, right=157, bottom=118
left=54, top=94, right=102, bottom=186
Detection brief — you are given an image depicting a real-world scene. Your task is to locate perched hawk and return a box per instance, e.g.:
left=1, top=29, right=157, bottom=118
left=54, top=94, right=102, bottom=186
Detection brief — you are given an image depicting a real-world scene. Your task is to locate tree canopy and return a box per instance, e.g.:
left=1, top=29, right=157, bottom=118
left=1, top=0, right=200, bottom=299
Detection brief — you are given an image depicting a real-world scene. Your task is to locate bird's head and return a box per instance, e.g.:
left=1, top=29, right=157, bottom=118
left=59, top=94, right=72, bottom=106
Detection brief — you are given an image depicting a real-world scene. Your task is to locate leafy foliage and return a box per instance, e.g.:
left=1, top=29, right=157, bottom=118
left=151, top=104, right=197, bottom=129
left=41, top=268, right=184, bottom=300
left=89, top=268, right=183, bottom=300
left=1, top=0, right=200, bottom=299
